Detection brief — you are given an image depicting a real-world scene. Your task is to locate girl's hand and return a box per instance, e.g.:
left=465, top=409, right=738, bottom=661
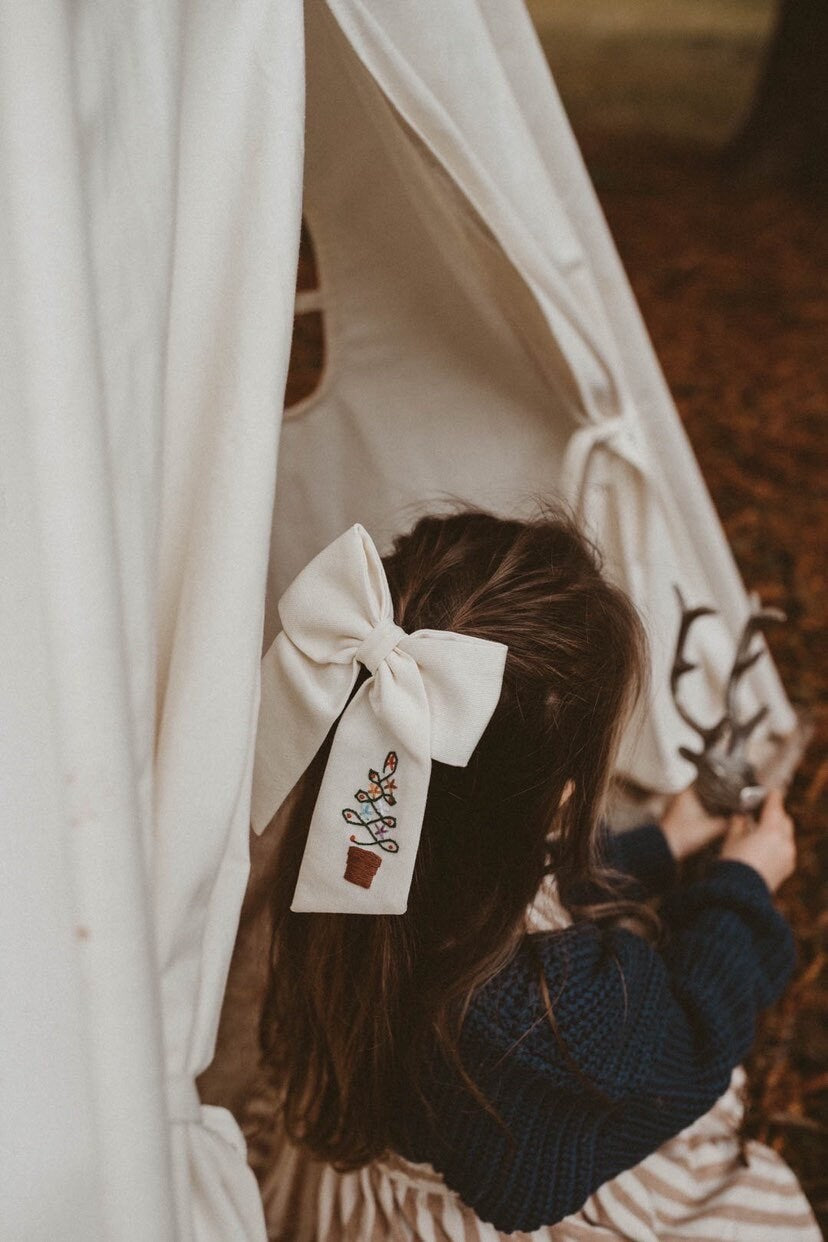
left=720, top=788, right=796, bottom=893
left=660, top=785, right=728, bottom=861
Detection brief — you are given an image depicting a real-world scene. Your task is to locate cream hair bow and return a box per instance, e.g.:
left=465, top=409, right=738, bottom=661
left=250, top=524, right=508, bottom=914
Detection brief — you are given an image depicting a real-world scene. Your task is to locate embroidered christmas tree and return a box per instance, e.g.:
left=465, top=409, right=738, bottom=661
left=342, top=751, right=399, bottom=889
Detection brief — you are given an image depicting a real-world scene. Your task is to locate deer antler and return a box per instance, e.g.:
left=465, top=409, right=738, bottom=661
left=723, top=603, right=785, bottom=753
left=668, top=587, right=787, bottom=816
left=670, top=586, right=721, bottom=756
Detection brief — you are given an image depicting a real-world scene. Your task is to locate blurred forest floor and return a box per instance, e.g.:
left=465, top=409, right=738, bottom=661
left=285, top=0, right=827, bottom=1225
left=528, top=0, right=775, bottom=145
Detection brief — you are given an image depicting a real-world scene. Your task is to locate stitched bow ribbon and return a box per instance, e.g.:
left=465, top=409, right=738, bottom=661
left=250, top=524, right=508, bottom=914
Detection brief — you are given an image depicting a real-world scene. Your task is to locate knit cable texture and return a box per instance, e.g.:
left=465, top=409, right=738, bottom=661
left=394, top=823, right=796, bottom=1233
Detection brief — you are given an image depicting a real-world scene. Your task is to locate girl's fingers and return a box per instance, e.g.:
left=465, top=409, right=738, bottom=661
left=760, top=787, right=786, bottom=820
left=726, top=813, right=751, bottom=840
left=660, top=785, right=731, bottom=860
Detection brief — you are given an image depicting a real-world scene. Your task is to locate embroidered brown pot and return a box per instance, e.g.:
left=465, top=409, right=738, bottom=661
left=344, top=845, right=382, bottom=889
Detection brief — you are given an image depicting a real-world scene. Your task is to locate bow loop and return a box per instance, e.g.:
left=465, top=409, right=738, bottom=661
left=249, top=524, right=508, bottom=913
left=278, top=523, right=392, bottom=663
left=398, top=631, right=507, bottom=766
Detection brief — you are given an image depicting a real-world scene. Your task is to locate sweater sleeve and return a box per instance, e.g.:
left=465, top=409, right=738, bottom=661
left=449, top=858, right=795, bottom=1232
left=599, top=819, right=677, bottom=897
left=596, top=860, right=795, bottom=1168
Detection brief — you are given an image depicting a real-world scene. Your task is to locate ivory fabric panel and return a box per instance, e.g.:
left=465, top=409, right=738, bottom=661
left=1, top=2, right=304, bottom=1238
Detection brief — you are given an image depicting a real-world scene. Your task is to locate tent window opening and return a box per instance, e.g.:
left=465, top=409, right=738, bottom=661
left=284, top=216, right=326, bottom=414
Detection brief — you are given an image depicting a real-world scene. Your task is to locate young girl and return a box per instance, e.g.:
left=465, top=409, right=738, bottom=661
left=201, top=509, right=819, bottom=1241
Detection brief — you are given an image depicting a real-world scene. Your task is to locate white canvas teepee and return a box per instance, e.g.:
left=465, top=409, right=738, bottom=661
left=0, top=1, right=796, bottom=1240
left=262, top=0, right=795, bottom=801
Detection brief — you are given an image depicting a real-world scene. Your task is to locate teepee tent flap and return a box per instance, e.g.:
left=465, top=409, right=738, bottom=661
left=1, top=1, right=304, bottom=1238
left=265, top=0, right=795, bottom=797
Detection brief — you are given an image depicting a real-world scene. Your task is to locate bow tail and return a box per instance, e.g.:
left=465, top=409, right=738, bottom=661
left=250, top=633, right=357, bottom=835
left=290, top=662, right=432, bottom=914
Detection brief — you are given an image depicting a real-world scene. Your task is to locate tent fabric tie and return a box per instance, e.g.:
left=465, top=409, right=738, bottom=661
left=166, top=1076, right=250, bottom=1161
left=559, top=413, right=646, bottom=502
left=166, top=1074, right=203, bottom=1125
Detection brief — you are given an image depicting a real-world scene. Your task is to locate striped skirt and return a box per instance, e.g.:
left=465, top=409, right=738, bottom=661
left=247, top=1065, right=820, bottom=1242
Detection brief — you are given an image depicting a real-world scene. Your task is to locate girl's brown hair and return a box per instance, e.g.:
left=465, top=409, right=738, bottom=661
left=259, top=508, right=649, bottom=1168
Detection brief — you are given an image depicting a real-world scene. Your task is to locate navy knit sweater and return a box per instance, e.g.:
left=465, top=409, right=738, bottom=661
left=393, top=822, right=796, bottom=1233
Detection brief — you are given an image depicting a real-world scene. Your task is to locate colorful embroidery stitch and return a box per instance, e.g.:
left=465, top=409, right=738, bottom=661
left=342, top=752, right=399, bottom=889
